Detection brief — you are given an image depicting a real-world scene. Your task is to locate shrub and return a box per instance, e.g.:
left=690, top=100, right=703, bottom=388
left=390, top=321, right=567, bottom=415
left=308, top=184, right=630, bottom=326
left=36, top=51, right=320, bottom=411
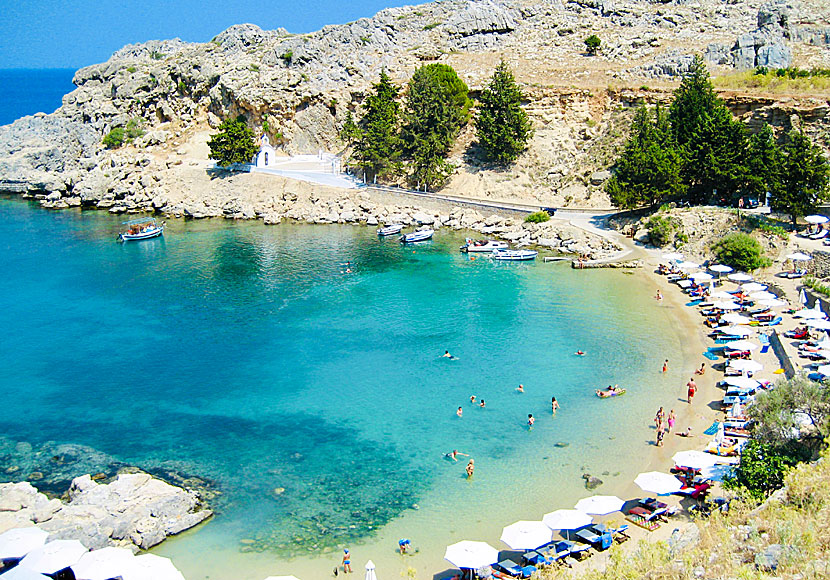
left=177, top=80, right=187, bottom=93
left=723, top=440, right=795, bottom=500
left=126, top=66, right=137, bottom=74
left=102, top=127, right=125, bottom=149
left=584, top=35, right=601, bottom=55
left=150, top=50, right=164, bottom=60
left=805, top=276, right=830, bottom=298
left=711, top=232, right=771, bottom=271
left=742, top=213, right=789, bottom=240
left=422, top=23, right=441, bottom=31
left=525, top=211, right=550, bottom=223
left=646, top=215, right=681, bottom=247
left=280, top=50, right=293, bottom=64
left=124, top=118, right=145, bottom=141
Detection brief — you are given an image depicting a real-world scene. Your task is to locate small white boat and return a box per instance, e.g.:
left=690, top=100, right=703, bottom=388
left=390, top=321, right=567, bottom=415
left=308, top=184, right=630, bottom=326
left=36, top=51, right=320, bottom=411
left=491, top=249, right=538, bottom=261
left=460, top=239, right=509, bottom=253
left=118, top=217, right=164, bottom=242
left=401, top=229, right=434, bottom=243
left=377, top=224, right=404, bottom=236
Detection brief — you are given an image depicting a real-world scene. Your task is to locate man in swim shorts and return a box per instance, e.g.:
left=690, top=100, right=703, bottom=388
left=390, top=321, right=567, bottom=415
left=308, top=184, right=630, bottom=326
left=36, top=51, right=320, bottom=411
left=398, top=538, right=411, bottom=554
left=466, top=459, right=474, bottom=478
left=342, top=549, right=352, bottom=573
left=687, top=377, right=697, bottom=403
left=443, top=350, right=452, bottom=358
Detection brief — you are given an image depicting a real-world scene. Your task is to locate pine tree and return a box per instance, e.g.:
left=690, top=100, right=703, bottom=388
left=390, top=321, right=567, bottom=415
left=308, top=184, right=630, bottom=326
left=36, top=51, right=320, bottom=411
left=338, top=111, right=361, bottom=145
left=207, top=116, right=258, bottom=167
left=475, top=61, right=534, bottom=165
left=352, top=71, right=402, bottom=181
left=745, top=124, right=782, bottom=205
left=668, top=55, right=720, bottom=149
left=401, top=64, right=470, bottom=190
left=775, top=130, right=830, bottom=225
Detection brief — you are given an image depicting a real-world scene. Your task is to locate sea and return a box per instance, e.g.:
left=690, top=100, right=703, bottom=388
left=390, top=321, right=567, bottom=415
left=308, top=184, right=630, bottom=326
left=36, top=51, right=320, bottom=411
left=0, top=70, right=689, bottom=580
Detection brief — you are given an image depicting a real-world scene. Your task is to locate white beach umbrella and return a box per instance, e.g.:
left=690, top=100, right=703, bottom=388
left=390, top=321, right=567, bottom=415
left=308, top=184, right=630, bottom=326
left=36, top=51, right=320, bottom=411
left=690, top=271, right=714, bottom=281
left=722, top=376, right=760, bottom=389
left=804, top=215, right=828, bottom=224
left=0, top=567, right=51, bottom=580
left=787, top=252, right=813, bottom=261
left=724, top=339, right=759, bottom=351
left=711, top=291, right=737, bottom=300
left=729, top=359, right=764, bottom=373
left=444, top=541, right=499, bottom=570
left=799, top=288, right=809, bottom=306
left=794, top=309, right=826, bottom=319
left=500, top=521, right=553, bottom=550
left=728, top=273, right=753, bottom=282
left=634, top=471, right=683, bottom=495
left=672, top=450, right=738, bottom=470
left=709, top=264, right=733, bottom=273
left=721, top=313, right=752, bottom=325
left=364, top=560, right=377, bottom=580
left=713, top=301, right=741, bottom=310
left=574, top=495, right=625, bottom=516
left=749, top=291, right=777, bottom=301
left=806, top=319, right=830, bottom=330
left=677, top=261, right=700, bottom=270
left=0, top=527, right=49, bottom=560
left=759, top=298, right=787, bottom=307
left=721, top=326, right=753, bottom=336
left=542, top=509, right=593, bottom=532
left=663, top=252, right=684, bottom=261
left=18, top=540, right=87, bottom=575
left=70, top=547, right=135, bottom=580
left=120, top=554, right=185, bottom=580
left=741, top=282, right=768, bottom=293
left=817, top=365, right=830, bottom=377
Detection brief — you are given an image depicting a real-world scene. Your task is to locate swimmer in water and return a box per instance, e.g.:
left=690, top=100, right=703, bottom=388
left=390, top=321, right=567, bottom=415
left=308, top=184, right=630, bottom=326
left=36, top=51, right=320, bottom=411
left=443, top=350, right=452, bottom=358
left=470, top=395, right=476, bottom=404
left=528, top=414, right=535, bottom=429
left=449, top=450, right=468, bottom=462
left=456, top=407, right=463, bottom=418
left=551, top=396, right=559, bottom=415
left=576, top=350, right=585, bottom=356
left=516, top=384, right=524, bottom=393
left=479, top=399, right=486, bottom=408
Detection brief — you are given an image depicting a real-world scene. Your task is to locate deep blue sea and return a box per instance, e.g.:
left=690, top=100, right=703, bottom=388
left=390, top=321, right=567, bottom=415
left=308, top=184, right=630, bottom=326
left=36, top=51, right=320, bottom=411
left=0, top=69, right=76, bottom=125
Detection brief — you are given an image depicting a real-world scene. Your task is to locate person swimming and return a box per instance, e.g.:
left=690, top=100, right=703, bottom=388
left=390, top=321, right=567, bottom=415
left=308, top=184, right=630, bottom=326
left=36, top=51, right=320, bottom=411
left=576, top=350, right=585, bottom=356
left=442, top=350, right=452, bottom=358
left=516, top=384, right=524, bottom=393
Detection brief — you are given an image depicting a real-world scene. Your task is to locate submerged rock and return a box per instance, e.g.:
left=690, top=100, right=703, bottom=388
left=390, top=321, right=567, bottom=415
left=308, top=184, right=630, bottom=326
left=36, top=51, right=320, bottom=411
left=582, top=473, right=603, bottom=490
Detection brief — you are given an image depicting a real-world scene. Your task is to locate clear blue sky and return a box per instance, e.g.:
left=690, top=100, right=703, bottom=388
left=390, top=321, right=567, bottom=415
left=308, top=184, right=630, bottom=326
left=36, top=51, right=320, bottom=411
left=1, top=0, right=413, bottom=69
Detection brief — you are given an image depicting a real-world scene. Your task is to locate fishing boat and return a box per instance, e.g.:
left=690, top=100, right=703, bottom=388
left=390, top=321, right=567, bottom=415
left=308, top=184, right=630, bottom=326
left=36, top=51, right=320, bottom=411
left=460, top=239, right=509, bottom=253
left=118, top=217, right=164, bottom=242
left=377, top=223, right=404, bottom=236
left=491, top=249, right=538, bottom=261
left=400, top=229, right=434, bottom=243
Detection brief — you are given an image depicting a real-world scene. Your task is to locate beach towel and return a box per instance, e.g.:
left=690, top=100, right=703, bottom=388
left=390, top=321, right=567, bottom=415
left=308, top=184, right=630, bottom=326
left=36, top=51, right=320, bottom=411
left=686, top=300, right=702, bottom=307
left=703, top=421, right=720, bottom=436
left=625, top=513, right=660, bottom=531
left=703, top=351, right=719, bottom=360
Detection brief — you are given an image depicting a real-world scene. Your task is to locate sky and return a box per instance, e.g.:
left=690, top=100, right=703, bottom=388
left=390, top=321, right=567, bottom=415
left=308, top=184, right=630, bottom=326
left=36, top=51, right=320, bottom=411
left=1, top=0, right=414, bottom=69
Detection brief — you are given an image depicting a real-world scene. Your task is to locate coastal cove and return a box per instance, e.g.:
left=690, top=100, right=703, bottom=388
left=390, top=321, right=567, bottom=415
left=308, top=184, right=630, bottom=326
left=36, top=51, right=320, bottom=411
left=0, top=197, right=691, bottom=579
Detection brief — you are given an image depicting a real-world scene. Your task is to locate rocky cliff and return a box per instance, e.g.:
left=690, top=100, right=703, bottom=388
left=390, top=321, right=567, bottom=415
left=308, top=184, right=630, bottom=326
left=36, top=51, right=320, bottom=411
left=0, top=0, right=829, bottom=215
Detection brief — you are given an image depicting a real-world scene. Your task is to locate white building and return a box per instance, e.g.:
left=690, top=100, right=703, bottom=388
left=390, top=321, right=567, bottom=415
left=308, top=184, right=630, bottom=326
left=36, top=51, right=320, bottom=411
left=254, top=134, right=277, bottom=168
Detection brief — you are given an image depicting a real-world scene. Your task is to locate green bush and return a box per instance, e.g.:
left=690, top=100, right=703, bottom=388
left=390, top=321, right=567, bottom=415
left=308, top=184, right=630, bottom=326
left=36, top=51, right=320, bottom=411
left=584, top=35, right=601, bottom=55
left=280, top=50, right=293, bottom=64
left=177, top=80, right=187, bottom=93
left=711, top=232, right=771, bottom=271
left=102, top=127, right=125, bottom=149
left=805, top=277, right=830, bottom=298
left=126, top=66, right=137, bottom=74
left=525, top=211, right=551, bottom=223
left=150, top=51, right=164, bottom=60
left=646, top=215, right=681, bottom=247
left=724, top=440, right=795, bottom=500
left=422, top=22, right=441, bottom=31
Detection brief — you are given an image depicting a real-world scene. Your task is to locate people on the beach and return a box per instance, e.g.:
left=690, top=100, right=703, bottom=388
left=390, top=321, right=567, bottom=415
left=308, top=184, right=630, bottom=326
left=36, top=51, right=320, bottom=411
left=662, top=359, right=668, bottom=373
left=655, top=289, right=663, bottom=301
left=667, top=409, right=676, bottom=433
left=654, top=407, right=665, bottom=429
left=695, top=362, right=706, bottom=375
left=342, top=549, right=352, bottom=573
left=517, top=384, right=524, bottom=393
left=398, top=538, right=411, bottom=554
left=466, top=459, right=475, bottom=479
left=656, top=424, right=665, bottom=447
left=677, top=426, right=693, bottom=437
left=687, top=377, right=697, bottom=404
left=551, top=396, right=559, bottom=415
left=456, top=406, right=463, bottom=418
left=449, top=450, right=468, bottom=462
left=527, top=413, right=535, bottom=429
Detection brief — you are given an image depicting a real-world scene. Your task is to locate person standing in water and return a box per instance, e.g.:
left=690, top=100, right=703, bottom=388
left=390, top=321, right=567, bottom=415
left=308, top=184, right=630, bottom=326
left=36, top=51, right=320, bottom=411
left=551, top=396, right=559, bottom=415
left=517, top=384, right=524, bottom=393
left=466, top=459, right=475, bottom=479
left=456, top=407, right=463, bottom=418
left=528, top=414, right=535, bottom=429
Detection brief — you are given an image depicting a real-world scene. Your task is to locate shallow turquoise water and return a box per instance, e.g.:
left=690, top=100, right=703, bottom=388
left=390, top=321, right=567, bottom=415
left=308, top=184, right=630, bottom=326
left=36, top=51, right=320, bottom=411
left=0, top=198, right=686, bottom=577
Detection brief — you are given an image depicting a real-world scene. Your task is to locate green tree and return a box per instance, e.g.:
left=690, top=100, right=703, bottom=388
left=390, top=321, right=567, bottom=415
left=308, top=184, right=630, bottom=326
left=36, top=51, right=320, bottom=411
left=401, top=63, right=470, bottom=190
left=584, top=35, right=601, bottom=55
left=605, top=105, right=685, bottom=208
left=669, top=55, right=720, bottom=149
left=711, top=232, right=771, bottom=271
left=338, top=111, right=361, bottom=145
left=475, top=61, right=534, bottom=164
left=207, top=116, right=258, bottom=167
left=773, top=129, right=830, bottom=225
left=745, top=124, right=782, bottom=204
left=724, top=439, right=795, bottom=500
left=352, top=71, right=402, bottom=181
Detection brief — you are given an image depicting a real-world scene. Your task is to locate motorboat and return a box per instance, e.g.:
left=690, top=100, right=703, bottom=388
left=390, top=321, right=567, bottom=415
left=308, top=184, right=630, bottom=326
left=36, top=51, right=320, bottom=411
left=401, top=229, right=434, bottom=243
left=118, top=217, right=164, bottom=242
left=377, top=224, right=404, bottom=236
left=460, top=239, right=509, bottom=253
left=491, top=249, right=538, bottom=261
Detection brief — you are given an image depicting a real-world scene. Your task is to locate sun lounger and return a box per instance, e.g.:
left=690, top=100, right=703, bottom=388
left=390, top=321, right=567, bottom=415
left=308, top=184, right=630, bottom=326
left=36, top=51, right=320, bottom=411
left=567, top=544, right=592, bottom=560
left=626, top=512, right=660, bottom=531
left=810, top=229, right=828, bottom=240
left=496, top=559, right=536, bottom=579
left=575, top=528, right=613, bottom=550
left=522, top=550, right=553, bottom=567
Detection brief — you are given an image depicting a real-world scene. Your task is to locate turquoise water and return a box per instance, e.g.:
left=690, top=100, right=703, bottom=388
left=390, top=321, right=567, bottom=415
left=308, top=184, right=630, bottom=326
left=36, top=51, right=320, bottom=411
left=0, top=69, right=76, bottom=125
left=0, top=198, right=686, bottom=578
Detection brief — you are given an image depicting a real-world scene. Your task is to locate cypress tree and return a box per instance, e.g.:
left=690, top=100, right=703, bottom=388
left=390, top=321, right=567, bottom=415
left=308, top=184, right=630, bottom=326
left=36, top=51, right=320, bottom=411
left=207, top=116, right=258, bottom=167
left=352, top=71, right=402, bottom=181
left=775, top=129, right=830, bottom=225
left=745, top=124, right=782, bottom=205
left=475, top=61, right=533, bottom=164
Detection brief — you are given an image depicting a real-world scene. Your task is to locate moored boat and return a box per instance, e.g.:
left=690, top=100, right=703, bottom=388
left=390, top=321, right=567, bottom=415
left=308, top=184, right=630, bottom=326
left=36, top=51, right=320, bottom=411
left=491, top=249, right=538, bottom=261
left=400, top=229, right=434, bottom=243
left=377, top=223, right=404, bottom=236
left=118, top=217, right=164, bottom=242
left=460, top=238, right=509, bottom=253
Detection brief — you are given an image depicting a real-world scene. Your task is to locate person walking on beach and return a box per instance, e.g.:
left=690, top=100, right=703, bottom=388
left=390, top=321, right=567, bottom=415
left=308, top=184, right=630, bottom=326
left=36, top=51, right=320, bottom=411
left=551, top=396, right=559, bottom=415
left=466, top=459, right=475, bottom=479
left=667, top=409, right=676, bottom=433
left=342, top=549, right=352, bottom=573
left=662, top=359, right=668, bottom=373
left=456, top=406, right=463, bottom=418
left=687, top=377, right=697, bottom=404
left=656, top=424, right=665, bottom=447
left=654, top=407, right=664, bottom=430
left=655, top=289, right=663, bottom=301
left=528, top=414, right=535, bottom=429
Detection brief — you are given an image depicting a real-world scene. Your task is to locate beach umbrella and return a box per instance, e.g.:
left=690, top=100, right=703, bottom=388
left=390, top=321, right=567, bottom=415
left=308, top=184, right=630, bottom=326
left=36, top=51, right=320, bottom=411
left=794, top=309, right=826, bottom=319
left=749, top=291, right=777, bottom=301
left=120, top=554, right=185, bottom=580
left=800, top=288, right=809, bottom=306
left=724, top=339, right=759, bottom=351
left=574, top=495, right=625, bottom=516
left=0, top=567, right=51, bottom=580
left=690, top=271, right=714, bottom=281
left=364, top=560, right=377, bottom=580
left=634, top=471, right=683, bottom=495
left=787, top=252, right=812, bottom=261
left=542, top=509, right=593, bottom=532
left=806, top=319, right=830, bottom=330
left=18, top=540, right=87, bottom=575
left=672, top=450, right=734, bottom=470
left=721, top=376, right=760, bottom=389
left=70, top=547, right=135, bottom=580
left=728, top=273, right=753, bottom=282
left=818, top=365, right=830, bottom=377
left=721, top=313, right=752, bottom=325
left=0, top=527, right=49, bottom=560
left=444, top=541, right=499, bottom=570
left=804, top=215, right=828, bottom=224
left=677, top=261, right=700, bottom=270
left=729, top=359, right=763, bottom=373
left=500, top=521, right=553, bottom=550
left=710, top=291, right=736, bottom=300
left=663, top=252, right=684, bottom=261
left=713, top=301, right=741, bottom=310
left=759, top=298, right=787, bottom=307
left=741, top=283, right=768, bottom=293
left=709, top=264, right=733, bottom=274
left=721, top=325, right=753, bottom=336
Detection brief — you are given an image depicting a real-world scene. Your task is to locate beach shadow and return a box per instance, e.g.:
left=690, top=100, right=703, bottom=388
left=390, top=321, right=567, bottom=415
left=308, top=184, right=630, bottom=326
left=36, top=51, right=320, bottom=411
left=433, top=568, right=460, bottom=580
left=677, top=398, right=688, bottom=404
left=706, top=400, right=722, bottom=411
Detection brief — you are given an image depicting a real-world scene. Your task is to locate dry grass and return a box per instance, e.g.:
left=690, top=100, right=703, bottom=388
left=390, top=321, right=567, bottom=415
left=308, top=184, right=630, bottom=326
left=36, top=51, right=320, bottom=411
left=713, top=71, right=830, bottom=95
left=540, top=454, right=830, bottom=580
